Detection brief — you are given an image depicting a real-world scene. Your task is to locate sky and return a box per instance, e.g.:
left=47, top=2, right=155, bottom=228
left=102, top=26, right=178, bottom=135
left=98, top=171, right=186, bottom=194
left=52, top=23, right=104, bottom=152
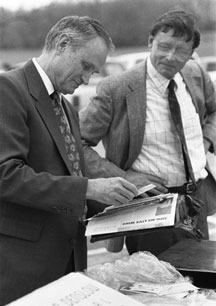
left=0, top=0, right=63, bottom=11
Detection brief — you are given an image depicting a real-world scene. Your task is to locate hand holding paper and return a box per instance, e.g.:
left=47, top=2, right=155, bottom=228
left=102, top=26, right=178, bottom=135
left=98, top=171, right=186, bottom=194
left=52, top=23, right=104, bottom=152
left=125, top=169, right=168, bottom=195
left=136, top=184, right=156, bottom=197
left=86, top=177, right=138, bottom=205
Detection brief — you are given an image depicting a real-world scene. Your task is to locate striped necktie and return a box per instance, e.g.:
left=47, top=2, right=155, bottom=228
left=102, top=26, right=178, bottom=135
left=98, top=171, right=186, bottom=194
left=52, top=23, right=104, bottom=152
left=50, top=91, right=82, bottom=177
left=168, top=79, right=196, bottom=184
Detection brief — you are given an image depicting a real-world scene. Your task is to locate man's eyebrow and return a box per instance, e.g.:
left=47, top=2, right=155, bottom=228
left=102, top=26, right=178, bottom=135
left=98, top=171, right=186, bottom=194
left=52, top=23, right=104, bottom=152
left=88, top=62, right=100, bottom=73
left=82, top=60, right=95, bottom=70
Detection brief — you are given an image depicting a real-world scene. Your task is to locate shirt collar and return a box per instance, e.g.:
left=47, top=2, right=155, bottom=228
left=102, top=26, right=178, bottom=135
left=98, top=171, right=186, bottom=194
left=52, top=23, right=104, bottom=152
left=147, top=56, right=181, bottom=95
left=32, top=57, right=54, bottom=96
left=173, top=73, right=183, bottom=89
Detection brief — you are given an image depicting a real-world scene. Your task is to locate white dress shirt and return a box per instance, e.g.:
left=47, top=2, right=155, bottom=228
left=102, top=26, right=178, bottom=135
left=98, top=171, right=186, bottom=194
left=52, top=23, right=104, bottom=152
left=131, top=56, right=207, bottom=186
left=32, top=57, right=71, bottom=131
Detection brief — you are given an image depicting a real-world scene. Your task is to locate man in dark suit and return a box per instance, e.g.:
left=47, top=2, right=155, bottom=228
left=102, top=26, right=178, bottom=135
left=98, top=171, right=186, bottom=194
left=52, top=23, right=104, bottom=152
left=0, top=16, right=138, bottom=305
left=80, top=11, right=216, bottom=254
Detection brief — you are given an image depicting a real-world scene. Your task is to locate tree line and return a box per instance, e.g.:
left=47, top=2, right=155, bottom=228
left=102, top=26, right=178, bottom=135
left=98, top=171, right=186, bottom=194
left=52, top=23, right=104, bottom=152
left=0, top=0, right=215, bottom=49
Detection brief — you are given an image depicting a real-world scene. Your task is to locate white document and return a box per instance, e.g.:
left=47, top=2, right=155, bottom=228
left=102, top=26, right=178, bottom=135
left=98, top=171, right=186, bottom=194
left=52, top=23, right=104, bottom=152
left=137, top=183, right=156, bottom=196
left=6, top=273, right=144, bottom=306
left=85, top=193, right=178, bottom=237
left=121, top=281, right=198, bottom=297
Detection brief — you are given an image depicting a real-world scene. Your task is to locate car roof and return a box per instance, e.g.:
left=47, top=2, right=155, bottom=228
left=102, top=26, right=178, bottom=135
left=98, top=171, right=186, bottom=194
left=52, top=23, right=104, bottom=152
left=114, top=51, right=149, bottom=60
left=200, top=56, right=216, bottom=62
left=200, top=56, right=216, bottom=72
left=111, top=51, right=149, bottom=69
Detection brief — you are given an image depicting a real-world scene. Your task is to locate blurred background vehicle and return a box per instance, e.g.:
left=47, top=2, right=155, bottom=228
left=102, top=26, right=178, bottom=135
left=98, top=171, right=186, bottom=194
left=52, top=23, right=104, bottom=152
left=110, top=51, right=149, bottom=70
left=64, top=55, right=130, bottom=111
left=66, top=51, right=149, bottom=111
left=66, top=51, right=211, bottom=111
left=1, top=51, right=215, bottom=108
left=200, top=56, right=216, bottom=84
left=0, top=61, right=14, bottom=73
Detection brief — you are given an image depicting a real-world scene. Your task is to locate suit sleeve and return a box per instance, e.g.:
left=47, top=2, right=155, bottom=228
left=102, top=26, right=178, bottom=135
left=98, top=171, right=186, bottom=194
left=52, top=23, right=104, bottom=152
left=184, top=60, right=216, bottom=153
left=200, top=68, right=216, bottom=153
left=79, top=79, right=127, bottom=179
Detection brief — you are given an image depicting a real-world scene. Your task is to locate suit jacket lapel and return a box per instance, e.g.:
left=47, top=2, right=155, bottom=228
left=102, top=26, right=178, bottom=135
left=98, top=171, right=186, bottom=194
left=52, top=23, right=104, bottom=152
left=181, top=68, right=199, bottom=113
left=124, top=61, right=147, bottom=169
left=24, top=60, right=73, bottom=174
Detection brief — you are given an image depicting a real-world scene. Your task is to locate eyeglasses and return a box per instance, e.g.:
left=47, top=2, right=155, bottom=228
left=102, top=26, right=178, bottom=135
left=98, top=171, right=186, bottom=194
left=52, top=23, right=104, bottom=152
left=157, top=43, right=192, bottom=62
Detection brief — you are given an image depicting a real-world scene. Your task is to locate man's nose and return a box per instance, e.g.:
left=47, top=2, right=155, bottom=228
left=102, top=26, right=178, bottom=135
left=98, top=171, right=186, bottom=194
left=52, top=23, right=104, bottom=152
left=165, top=50, right=177, bottom=61
left=81, top=73, right=91, bottom=85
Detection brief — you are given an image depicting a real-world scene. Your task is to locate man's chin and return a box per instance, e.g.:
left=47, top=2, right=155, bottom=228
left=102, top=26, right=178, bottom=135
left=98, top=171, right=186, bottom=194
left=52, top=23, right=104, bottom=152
left=64, top=85, right=80, bottom=95
left=160, top=70, right=176, bottom=79
left=66, top=88, right=76, bottom=95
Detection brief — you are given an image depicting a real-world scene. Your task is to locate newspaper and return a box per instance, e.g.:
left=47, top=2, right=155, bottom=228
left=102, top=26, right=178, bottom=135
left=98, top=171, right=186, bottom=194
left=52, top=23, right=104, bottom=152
left=85, top=193, right=178, bottom=237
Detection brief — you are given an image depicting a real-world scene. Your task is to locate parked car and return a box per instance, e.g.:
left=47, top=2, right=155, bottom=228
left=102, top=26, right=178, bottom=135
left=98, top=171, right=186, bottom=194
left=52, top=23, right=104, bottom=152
left=113, top=51, right=201, bottom=70
left=67, top=52, right=149, bottom=111
left=200, top=56, right=216, bottom=84
left=0, top=61, right=14, bottom=73
left=112, top=51, right=149, bottom=70
left=66, top=55, right=126, bottom=111
left=64, top=75, right=100, bottom=111
left=68, top=51, right=205, bottom=111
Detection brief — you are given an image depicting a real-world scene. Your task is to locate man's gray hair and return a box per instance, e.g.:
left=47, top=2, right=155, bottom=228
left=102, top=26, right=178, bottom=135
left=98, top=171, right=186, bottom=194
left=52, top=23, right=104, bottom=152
left=43, top=15, right=115, bottom=52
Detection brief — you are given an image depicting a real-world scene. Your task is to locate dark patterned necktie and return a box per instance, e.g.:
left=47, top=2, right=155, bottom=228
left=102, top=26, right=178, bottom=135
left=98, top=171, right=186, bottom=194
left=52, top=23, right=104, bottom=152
left=51, top=91, right=82, bottom=177
left=168, top=79, right=196, bottom=184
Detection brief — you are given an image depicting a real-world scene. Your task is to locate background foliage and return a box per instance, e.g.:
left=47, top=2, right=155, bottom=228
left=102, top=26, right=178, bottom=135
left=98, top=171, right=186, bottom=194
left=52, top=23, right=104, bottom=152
left=0, top=0, right=215, bottom=49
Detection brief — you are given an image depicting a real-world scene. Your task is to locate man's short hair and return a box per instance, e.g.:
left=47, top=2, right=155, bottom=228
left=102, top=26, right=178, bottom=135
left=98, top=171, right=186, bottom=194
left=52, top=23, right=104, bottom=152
left=44, top=15, right=115, bottom=52
left=149, top=10, right=200, bottom=49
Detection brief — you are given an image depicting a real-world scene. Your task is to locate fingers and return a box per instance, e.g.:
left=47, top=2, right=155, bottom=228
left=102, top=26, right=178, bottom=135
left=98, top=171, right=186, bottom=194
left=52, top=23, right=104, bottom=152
left=120, top=178, right=139, bottom=197
left=111, top=194, right=132, bottom=205
left=151, top=184, right=168, bottom=194
left=146, top=189, right=162, bottom=196
left=139, top=193, right=150, bottom=198
left=86, top=177, right=138, bottom=205
left=143, top=173, right=167, bottom=186
left=109, top=178, right=138, bottom=204
left=125, top=169, right=168, bottom=190
left=86, top=176, right=167, bottom=207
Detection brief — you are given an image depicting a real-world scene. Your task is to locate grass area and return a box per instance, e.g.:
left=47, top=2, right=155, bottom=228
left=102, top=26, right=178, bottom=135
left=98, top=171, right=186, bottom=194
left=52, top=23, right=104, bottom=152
left=0, top=48, right=41, bottom=66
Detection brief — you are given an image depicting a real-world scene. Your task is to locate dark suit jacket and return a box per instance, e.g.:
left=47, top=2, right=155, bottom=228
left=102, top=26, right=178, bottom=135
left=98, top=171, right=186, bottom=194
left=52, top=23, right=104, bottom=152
left=80, top=59, right=216, bottom=215
left=0, top=60, right=88, bottom=304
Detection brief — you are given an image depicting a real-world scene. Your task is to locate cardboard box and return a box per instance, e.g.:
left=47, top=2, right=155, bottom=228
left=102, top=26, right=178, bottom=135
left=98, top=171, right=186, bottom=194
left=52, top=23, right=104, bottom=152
left=6, top=272, right=144, bottom=306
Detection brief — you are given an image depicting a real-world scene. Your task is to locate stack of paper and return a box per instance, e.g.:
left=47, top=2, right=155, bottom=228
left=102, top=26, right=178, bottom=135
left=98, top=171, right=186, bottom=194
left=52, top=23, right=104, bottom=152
left=120, top=281, right=198, bottom=298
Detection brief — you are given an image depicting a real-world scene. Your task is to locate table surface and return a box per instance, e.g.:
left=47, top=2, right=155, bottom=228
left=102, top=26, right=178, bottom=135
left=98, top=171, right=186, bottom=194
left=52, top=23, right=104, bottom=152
left=158, top=239, right=216, bottom=273
left=158, top=239, right=216, bottom=289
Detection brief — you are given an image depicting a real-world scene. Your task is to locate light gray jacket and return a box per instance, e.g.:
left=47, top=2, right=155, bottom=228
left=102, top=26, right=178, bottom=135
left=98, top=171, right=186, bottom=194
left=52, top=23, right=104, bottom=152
left=80, top=59, right=216, bottom=181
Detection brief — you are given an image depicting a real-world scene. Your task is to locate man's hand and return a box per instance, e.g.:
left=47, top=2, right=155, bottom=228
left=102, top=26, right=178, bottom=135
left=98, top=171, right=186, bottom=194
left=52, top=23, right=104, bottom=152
left=86, top=177, right=138, bottom=205
left=125, top=169, right=168, bottom=195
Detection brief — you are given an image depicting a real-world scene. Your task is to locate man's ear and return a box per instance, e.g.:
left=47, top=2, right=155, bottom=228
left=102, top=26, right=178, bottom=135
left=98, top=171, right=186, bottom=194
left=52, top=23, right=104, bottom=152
left=56, top=34, right=69, bottom=53
left=148, top=35, right=154, bottom=48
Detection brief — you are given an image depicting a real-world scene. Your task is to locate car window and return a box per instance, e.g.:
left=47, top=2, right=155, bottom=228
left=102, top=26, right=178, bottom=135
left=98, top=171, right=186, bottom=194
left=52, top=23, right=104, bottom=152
left=135, top=59, right=145, bottom=65
left=206, top=62, right=216, bottom=72
left=103, top=62, right=125, bottom=75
